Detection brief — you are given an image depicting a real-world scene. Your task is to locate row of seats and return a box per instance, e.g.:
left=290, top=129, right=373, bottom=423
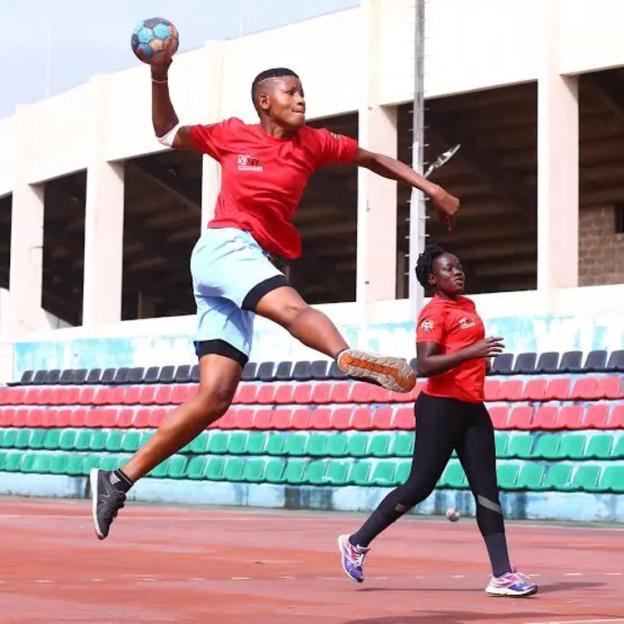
left=1, top=402, right=622, bottom=431
left=2, top=427, right=622, bottom=461
left=1, top=376, right=622, bottom=407
left=0, top=450, right=621, bottom=493
left=15, top=349, right=624, bottom=387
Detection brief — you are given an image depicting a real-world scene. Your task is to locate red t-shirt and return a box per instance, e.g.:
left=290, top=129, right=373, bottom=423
left=416, top=295, right=486, bottom=403
left=189, top=118, right=358, bottom=259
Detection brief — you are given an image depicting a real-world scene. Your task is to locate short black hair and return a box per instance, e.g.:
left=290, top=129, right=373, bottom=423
left=251, top=67, right=299, bottom=111
left=415, top=243, right=446, bottom=289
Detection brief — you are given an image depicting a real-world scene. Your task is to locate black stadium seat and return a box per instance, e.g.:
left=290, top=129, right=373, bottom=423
left=191, top=364, right=200, bottom=383
left=86, top=368, right=102, bottom=384
left=128, top=367, right=145, bottom=384
left=33, top=370, right=48, bottom=385
left=72, top=369, right=88, bottom=384
left=491, top=353, right=513, bottom=375
left=159, top=365, right=175, bottom=383
left=606, top=350, right=624, bottom=372
left=292, top=361, right=312, bottom=381
left=583, top=350, right=607, bottom=372
left=20, top=370, right=34, bottom=385
left=535, top=352, right=559, bottom=374
left=59, top=369, right=74, bottom=384
left=559, top=350, right=582, bottom=373
left=241, top=361, right=257, bottom=382
left=513, top=352, right=536, bottom=375
left=101, top=368, right=117, bottom=384
left=256, top=361, right=276, bottom=382
left=112, top=367, right=130, bottom=384
left=174, top=365, right=192, bottom=384
left=310, top=360, right=329, bottom=380
left=274, top=361, right=293, bottom=381
left=144, top=366, right=160, bottom=384
left=328, top=360, right=347, bottom=380
left=45, top=369, right=61, bottom=384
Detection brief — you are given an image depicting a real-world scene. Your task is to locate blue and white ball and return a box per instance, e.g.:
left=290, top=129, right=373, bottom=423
left=131, top=17, right=179, bottom=64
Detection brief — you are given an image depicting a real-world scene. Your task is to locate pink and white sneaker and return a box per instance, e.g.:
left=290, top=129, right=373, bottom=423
left=485, top=566, right=538, bottom=597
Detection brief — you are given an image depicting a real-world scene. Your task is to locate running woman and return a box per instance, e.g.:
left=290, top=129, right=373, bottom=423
left=90, top=64, right=460, bottom=539
left=338, top=244, right=537, bottom=597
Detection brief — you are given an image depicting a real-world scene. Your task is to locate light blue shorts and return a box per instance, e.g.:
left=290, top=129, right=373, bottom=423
left=190, top=228, right=288, bottom=364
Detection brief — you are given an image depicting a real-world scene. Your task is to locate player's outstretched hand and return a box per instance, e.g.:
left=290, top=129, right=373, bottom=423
left=465, top=337, right=505, bottom=359
left=430, top=186, right=460, bottom=231
left=151, top=58, right=172, bottom=81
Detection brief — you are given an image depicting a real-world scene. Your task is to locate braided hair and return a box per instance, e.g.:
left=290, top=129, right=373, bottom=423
left=251, top=67, right=300, bottom=112
left=415, top=243, right=446, bottom=290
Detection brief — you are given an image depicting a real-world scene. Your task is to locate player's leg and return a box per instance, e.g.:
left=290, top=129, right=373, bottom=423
left=339, top=393, right=460, bottom=582
left=255, top=286, right=415, bottom=392
left=456, top=404, right=537, bottom=596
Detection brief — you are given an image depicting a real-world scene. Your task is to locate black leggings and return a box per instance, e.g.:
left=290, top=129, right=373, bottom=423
left=351, top=392, right=505, bottom=547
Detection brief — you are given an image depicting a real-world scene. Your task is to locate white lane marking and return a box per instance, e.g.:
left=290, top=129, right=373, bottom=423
left=525, top=619, right=624, bottom=624
left=319, top=576, right=342, bottom=581
left=564, top=572, right=583, bottom=576
left=604, top=572, right=623, bottom=576
left=189, top=577, right=206, bottom=582
left=90, top=578, right=103, bottom=582
left=34, top=579, right=53, bottom=584
left=450, top=575, right=466, bottom=579
left=373, top=576, right=389, bottom=580
left=414, top=575, right=425, bottom=579
left=231, top=576, right=250, bottom=580
left=279, top=576, right=295, bottom=580
left=138, top=578, right=156, bottom=582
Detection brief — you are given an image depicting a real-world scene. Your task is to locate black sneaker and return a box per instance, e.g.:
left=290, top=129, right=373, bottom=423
left=90, top=469, right=126, bottom=540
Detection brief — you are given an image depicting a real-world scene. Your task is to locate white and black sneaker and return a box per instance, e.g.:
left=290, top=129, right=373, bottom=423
left=90, top=469, right=126, bottom=540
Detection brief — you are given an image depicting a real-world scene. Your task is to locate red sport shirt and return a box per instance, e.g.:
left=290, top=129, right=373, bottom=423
left=190, top=118, right=358, bottom=259
left=416, top=295, right=486, bottom=403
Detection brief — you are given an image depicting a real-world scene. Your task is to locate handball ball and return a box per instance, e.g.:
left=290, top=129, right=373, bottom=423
left=446, top=507, right=461, bottom=522
left=131, top=17, right=179, bottom=64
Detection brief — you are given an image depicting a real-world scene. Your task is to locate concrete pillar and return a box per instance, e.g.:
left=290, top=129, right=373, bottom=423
left=356, top=0, right=398, bottom=304
left=82, top=75, right=125, bottom=327
left=537, top=0, right=579, bottom=294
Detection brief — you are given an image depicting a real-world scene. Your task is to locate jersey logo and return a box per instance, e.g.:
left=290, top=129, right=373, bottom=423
left=458, top=316, right=476, bottom=330
left=420, top=319, right=434, bottom=332
left=237, top=154, right=263, bottom=172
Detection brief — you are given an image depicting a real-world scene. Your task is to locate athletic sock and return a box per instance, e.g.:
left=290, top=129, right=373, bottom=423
left=484, top=532, right=512, bottom=577
left=109, top=469, right=133, bottom=493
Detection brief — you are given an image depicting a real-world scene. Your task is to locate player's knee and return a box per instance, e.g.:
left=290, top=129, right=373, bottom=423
left=196, top=385, right=235, bottom=418
left=280, top=300, right=310, bottom=328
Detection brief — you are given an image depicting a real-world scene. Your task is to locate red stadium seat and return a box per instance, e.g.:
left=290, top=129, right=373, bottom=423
left=570, top=377, right=600, bottom=401
left=132, top=408, right=151, bottom=428
left=256, top=384, right=275, bottom=405
left=507, top=406, right=534, bottom=430
left=139, top=385, right=157, bottom=405
left=41, top=408, right=57, bottom=428
left=0, top=408, right=14, bottom=426
left=292, top=408, right=313, bottom=430
left=329, top=407, right=351, bottom=430
left=26, top=408, right=44, bottom=427
left=556, top=405, right=583, bottom=429
left=78, top=387, right=96, bottom=405
left=116, top=408, right=134, bottom=428
left=583, top=404, right=609, bottom=429
left=350, top=383, right=374, bottom=403
left=58, top=386, right=79, bottom=405
left=122, top=386, right=141, bottom=405
left=236, top=383, right=258, bottom=405
left=293, top=383, right=312, bottom=404
left=93, top=387, right=111, bottom=405
left=329, top=382, right=350, bottom=403
left=84, top=408, right=101, bottom=428
left=147, top=408, right=167, bottom=428
left=270, top=408, right=292, bottom=430
left=0, top=387, right=10, bottom=405
left=498, top=379, right=524, bottom=402
left=372, top=407, right=394, bottom=430
left=394, top=407, right=415, bottom=430
left=488, top=406, right=509, bottom=429
left=545, top=378, right=571, bottom=401
left=252, top=409, right=272, bottom=430
left=9, top=387, right=25, bottom=405
left=484, top=379, right=501, bottom=402
left=598, top=376, right=623, bottom=400
left=310, top=382, right=331, bottom=404
left=24, top=387, right=40, bottom=405
left=49, top=387, right=65, bottom=404
left=70, top=408, right=87, bottom=427
left=274, top=383, right=294, bottom=404
left=609, top=404, right=624, bottom=428
left=13, top=408, right=28, bottom=427
left=154, top=385, right=173, bottom=405
left=171, top=384, right=196, bottom=404
left=55, top=409, right=72, bottom=427
left=212, top=409, right=235, bottom=429
left=524, top=378, right=547, bottom=401
left=533, top=405, right=559, bottom=430
left=233, top=408, right=254, bottom=429
left=37, top=388, right=53, bottom=405
left=351, top=407, right=373, bottom=430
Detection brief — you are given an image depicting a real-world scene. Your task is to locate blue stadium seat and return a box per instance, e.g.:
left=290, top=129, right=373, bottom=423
left=535, top=352, right=559, bottom=374
left=491, top=354, right=513, bottom=375
left=112, top=367, right=130, bottom=384
left=59, top=369, right=74, bottom=384
left=559, top=351, right=582, bottom=373
left=606, top=350, right=624, bottom=373
left=45, top=369, right=61, bottom=385
left=101, top=368, right=117, bottom=384
left=274, top=361, right=293, bottom=381
left=86, top=368, right=102, bottom=384
left=310, top=360, right=330, bottom=380
left=71, top=369, right=88, bottom=384
left=20, top=370, right=34, bottom=385
left=33, top=370, right=48, bottom=385
left=144, top=366, right=160, bottom=384
left=159, top=365, right=175, bottom=383
left=513, top=353, right=537, bottom=374
left=241, top=362, right=258, bottom=381
left=328, top=360, right=347, bottom=380
left=257, top=361, right=276, bottom=382
left=583, top=350, right=607, bottom=372
left=128, top=367, right=145, bottom=384
left=174, top=365, right=192, bottom=383
left=292, top=361, right=313, bottom=381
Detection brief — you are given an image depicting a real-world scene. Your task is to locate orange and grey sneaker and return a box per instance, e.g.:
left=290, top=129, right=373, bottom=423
left=337, top=348, right=416, bottom=393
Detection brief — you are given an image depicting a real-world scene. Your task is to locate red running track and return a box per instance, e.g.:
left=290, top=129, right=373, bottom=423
left=0, top=497, right=623, bottom=624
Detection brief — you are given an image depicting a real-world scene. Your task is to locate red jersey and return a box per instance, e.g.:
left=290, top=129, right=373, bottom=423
left=189, top=118, right=358, bottom=259
left=416, top=295, right=486, bottom=403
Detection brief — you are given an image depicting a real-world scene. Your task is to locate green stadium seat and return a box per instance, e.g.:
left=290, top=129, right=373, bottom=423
left=571, top=464, right=602, bottom=492
left=242, top=458, right=266, bottom=483
left=0, top=450, right=6, bottom=470
left=223, top=457, right=245, bottom=481
left=284, top=434, right=307, bottom=457
left=83, top=454, right=101, bottom=475
left=189, top=432, right=209, bottom=454
left=43, top=429, right=61, bottom=451
left=346, top=433, right=369, bottom=458
left=205, top=456, right=225, bottom=480
left=207, top=431, right=229, bottom=454
left=32, top=453, right=52, bottom=473
left=100, top=454, right=122, bottom=472
left=583, top=434, right=613, bottom=459
left=349, top=461, right=372, bottom=486
left=50, top=453, right=70, bottom=475
left=307, top=433, right=329, bottom=457
left=532, top=433, right=561, bottom=460
left=439, top=462, right=466, bottom=489
left=326, top=433, right=349, bottom=457
left=14, top=428, right=32, bottom=450
left=89, top=430, right=107, bottom=451
left=304, top=460, right=327, bottom=485
left=283, top=458, right=308, bottom=484
left=66, top=454, right=84, bottom=476
left=167, top=455, right=187, bottom=479
left=1, top=429, right=17, bottom=448
left=0, top=431, right=4, bottom=448
left=246, top=431, right=268, bottom=455
left=394, top=460, right=412, bottom=484
left=186, top=456, right=208, bottom=479
left=20, top=452, right=36, bottom=473
left=28, top=429, right=45, bottom=450
left=559, top=434, right=586, bottom=460
left=322, top=459, right=351, bottom=485
left=264, top=458, right=286, bottom=483
left=266, top=432, right=286, bottom=456
left=613, top=436, right=624, bottom=459
left=121, top=431, right=142, bottom=453
left=370, top=461, right=396, bottom=486
left=390, top=434, right=414, bottom=457
left=369, top=434, right=392, bottom=458
left=105, top=431, right=123, bottom=453
left=59, top=429, right=78, bottom=451
left=542, top=463, right=573, bottom=491
left=599, top=465, right=624, bottom=493
left=506, top=434, right=533, bottom=459
left=140, top=431, right=155, bottom=446
left=227, top=432, right=248, bottom=455
left=516, top=463, right=546, bottom=490
left=494, top=433, right=509, bottom=458
left=496, top=463, right=520, bottom=490
left=74, top=430, right=92, bottom=452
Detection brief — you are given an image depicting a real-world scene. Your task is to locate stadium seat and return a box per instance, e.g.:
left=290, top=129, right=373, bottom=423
left=496, top=463, right=520, bottom=490
left=542, top=463, right=573, bottom=491
left=605, top=350, right=624, bottom=372
left=390, top=433, right=414, bottom=457
left=322, top=460, right=351, bottom=485
left=187, top=456, right=208, bottom=480
left=242, top=458, right=266, bottom=483
left=293, top=383, right=312, bottom=404
left=583, top=434, right=613, bottom=459
left=583, top=350, right=607, bottom=372
left=256, top=362, right=276, bottom=382
left=329, top=408, right=351, bottom=430
left=507, top=406, right=533, bottom=430
left=545, top=378, right=571, bottom=401
left=328, top=361, right=347, bottom=380
left=250, top=409, right=271, bottom=430
left=599, top=466, right=624, bottom=493
left=310, top=382, right=331, bottom=404
left=235, top=383, right=257, bottom=404
left=207, top=432, right=228, bottom=454
left=329, top=382, right=350, bottom=403
left=115, top=408, right=133, bottom=428
left=29, top=429, right=45, bottom=450
left=127, top=367, right=145, bottom=384
left=19, top=370, right=35, bottom=385
left=33, top=371, right=48, bottom=385
left=556, top=405, right=583, bottom=429
left=241, top=361, right=258, bottom=382
left=532, top=433, right=561, bottom=459
left=440, top=462, right=467, bottom=489
left=174, top=365, right=191, bottom=384
left=122, top=386, right=141, bottom=405
left=326, top=433, right=349, bottom=457
left=59, top=429, right=78, bottom=451
left=571, top=464, right=602, bottom=492
left=491, top=354, right=513, bottom=375
left=190, top=365, right=200, bottom=384
left=558, top=351, right=582, bottom=373
left=256, top=384, right=276, bottom=405
left=516, top=463, right=546, bottom=490
left=112, top=367, right=130, bottom=384
left=85, top=369, right=102, bottom=384
left=43, top=430, right=61, bottom=451
left=373, top=407, right=394, bottom=430
left=88, top=430, right=107, bottom=452
left=264, top=458, right=286, bottom=483
left=349, top=461, right=372, bottom=486
left=346, top=433, right=369, bottom=457
left=351, top=407, right=373, bottom=430
left=310, top=360, right=330, bottom=380
left=266, top=432, right=286, bottom=456
left=394, top=407, right=414, bottom=430
left=274, top=361, right=293, bottom=381
left=14, top=428, right=31, bottom=449
left=270, top=408, right=292, bottom=430
left=167, top=455, right=187, bottom=479
left=121, top=430, right=142, bottom=452
left=158, top=366, right=176, bottom=384
left=559, top=434, right=586, bottom=459
left=597, top=376, right=623, bottom=400
left=284, top=433, right=308, bottom=456
left=513, top=352, right=536, bottom=375
left=583, top=404, right=610, bottom=429
left=484, top=379, right=500, bottom=402
left=488, top=406, right=509, bottom=430
left=205, top=457, right=226, bottom=481
left=283, top=458, right=309, bottom=485
left=247, top=431, right=268, bottom=455
left=189, top=432, right=209, bottom=454
left=143, top=367, right=160, bottom=385
left=535, top=352, right=559, bottom=374
left=370, top=461, right=396, bottom=486
left=291, top=408, right=312, bottom=430
left=524, top=379, right=547, bottom=401
left=494, top=432, right=509, bottom=458
left=292, top=361, right=313, bottom=381
left=307, top=433, right=329, bottom=456
left=506, top=434, right=533, bottom=459
left=305, top=460, right=327, bottom=485
left=45, top=369, right=61, bottom=385
left=533, top=405, right=559, bottom=430
left=368, top=434, right=391, bottom=458
left=273, top=383, right=294, bottom=404
left=394, top=460, right=412, bottom=484
left=611, top=405, right=624, bottom=429
left=148, top=408, right=167, bottom=428
left=227, top=431, right=248, bottom=455
left=498, top=380, right=524, bottom=402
